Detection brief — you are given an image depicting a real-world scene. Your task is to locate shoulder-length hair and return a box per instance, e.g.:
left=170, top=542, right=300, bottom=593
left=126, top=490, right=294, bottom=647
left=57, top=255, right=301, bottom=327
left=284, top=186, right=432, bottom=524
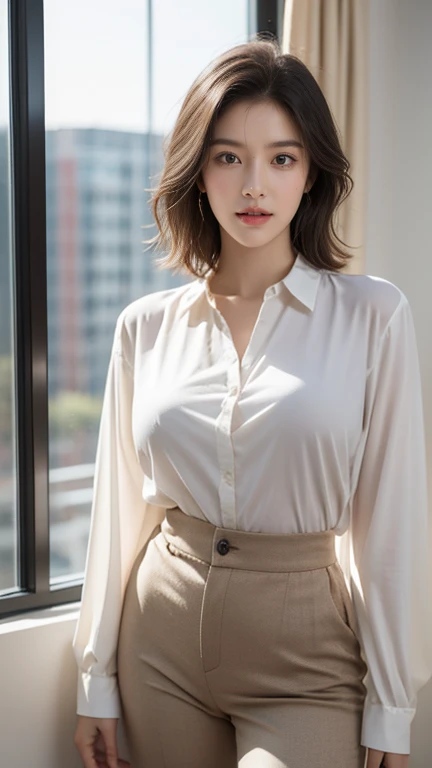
left=145, top=36, right=354, bottom=277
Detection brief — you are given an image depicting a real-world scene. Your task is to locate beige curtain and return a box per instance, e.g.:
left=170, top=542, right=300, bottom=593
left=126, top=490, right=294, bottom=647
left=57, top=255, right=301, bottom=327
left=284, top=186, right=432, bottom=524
left=282, top=0, right=369, bottom=273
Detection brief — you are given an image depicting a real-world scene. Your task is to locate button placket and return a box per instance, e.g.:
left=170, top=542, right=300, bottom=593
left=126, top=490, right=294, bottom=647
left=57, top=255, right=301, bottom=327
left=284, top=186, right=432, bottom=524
left=215, top=355, right=239, bottom=529
left=212, top=290, right=283, bottom=530
left=243, top=293, right=284, bottom=370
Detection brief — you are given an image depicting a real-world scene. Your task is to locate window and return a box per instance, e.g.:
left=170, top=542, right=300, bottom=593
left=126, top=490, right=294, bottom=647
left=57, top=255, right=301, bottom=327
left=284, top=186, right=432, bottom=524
left=0, top=0, right=18, bottom=596
left=0, top=0, right=278, bottom=618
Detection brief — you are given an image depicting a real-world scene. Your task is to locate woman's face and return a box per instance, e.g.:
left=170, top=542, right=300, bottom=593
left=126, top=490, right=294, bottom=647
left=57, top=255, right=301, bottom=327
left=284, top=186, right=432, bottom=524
left=200, top=98, right=313, bottom=250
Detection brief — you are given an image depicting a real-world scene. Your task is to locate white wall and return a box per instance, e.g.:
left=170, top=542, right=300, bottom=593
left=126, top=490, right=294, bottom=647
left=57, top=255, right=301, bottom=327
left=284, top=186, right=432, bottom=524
left=366, top=0, right=432, bottom=763
left=0, top=606, right=83, bottom=768
left=0, top=605, right=131, bottom=768
left=1, top=2, right=432, bottom=766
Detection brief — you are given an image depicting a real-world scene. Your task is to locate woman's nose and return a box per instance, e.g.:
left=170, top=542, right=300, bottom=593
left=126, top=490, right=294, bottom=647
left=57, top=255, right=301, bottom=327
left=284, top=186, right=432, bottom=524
left=241, top=163, right=266, bottom=198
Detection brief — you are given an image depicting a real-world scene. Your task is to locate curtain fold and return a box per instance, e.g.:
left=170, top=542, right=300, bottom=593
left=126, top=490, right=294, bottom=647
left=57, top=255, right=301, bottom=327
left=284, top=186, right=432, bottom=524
left=282, top=0, right=369, bottom=273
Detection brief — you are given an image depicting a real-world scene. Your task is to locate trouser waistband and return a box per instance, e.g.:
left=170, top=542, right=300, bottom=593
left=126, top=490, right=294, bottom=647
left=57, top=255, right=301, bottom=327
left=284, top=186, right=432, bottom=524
left=160, top=507, right=336, bottom=572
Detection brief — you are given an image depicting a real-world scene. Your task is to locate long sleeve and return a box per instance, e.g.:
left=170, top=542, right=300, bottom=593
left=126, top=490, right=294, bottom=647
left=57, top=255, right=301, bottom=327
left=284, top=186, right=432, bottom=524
left=347, top=294, right=432, bottom=753
left=72, top=314, right=166, bottom=718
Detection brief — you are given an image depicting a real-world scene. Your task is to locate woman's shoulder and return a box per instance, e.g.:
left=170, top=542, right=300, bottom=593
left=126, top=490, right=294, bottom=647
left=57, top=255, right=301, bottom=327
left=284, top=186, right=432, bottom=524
left=112, top=279, right=198, bottom=358
left=321, top=266, right=409, bottom=327
left=119, top=279, right=197, bottom=329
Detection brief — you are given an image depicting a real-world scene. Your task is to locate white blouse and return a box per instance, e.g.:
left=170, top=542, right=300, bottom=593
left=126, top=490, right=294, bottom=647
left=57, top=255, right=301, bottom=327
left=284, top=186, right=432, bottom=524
left=72, top=252, right=432, bottom=754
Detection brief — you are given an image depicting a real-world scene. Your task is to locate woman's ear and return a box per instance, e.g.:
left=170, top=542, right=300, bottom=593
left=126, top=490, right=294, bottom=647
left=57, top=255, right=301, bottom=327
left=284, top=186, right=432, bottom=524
left=304, top=164, right=318, bottom=194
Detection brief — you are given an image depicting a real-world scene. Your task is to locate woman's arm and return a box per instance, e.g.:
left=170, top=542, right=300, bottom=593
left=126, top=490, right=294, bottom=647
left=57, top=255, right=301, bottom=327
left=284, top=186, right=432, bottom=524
left=368, top=749, right=408, bottom=768
left=72, top=311, right=165, bottom=718
left=346, top=294, right=432, bottom=757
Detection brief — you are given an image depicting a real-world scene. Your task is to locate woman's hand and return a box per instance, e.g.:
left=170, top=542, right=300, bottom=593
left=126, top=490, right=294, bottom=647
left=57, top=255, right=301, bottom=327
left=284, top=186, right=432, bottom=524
left=367, top=748, right=409, bottom=768
left=74, top=715, right=131, bottom=768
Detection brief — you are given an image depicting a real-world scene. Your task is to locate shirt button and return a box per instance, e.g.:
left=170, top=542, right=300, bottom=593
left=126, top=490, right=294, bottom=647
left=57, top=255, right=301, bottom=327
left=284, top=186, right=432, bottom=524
left=217, top=538, right=230, bottom=555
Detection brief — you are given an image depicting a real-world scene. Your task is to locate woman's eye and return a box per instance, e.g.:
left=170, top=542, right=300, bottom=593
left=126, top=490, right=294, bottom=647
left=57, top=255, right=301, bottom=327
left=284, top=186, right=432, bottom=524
left=217, top=153, right=239, bottom=164
left=273, top=154, right=295, bottom=166
left=215, top=153, right=295, bottom=166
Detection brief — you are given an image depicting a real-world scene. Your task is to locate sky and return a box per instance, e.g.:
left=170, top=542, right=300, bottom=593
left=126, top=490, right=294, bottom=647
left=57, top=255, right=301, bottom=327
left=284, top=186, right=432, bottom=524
left=39, top=0, right=251, bottom=136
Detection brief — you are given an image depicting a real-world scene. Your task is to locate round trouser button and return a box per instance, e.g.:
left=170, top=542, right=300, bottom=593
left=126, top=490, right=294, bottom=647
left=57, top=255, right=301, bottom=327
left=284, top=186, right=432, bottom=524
left=217, top=538, right=230, bottom=555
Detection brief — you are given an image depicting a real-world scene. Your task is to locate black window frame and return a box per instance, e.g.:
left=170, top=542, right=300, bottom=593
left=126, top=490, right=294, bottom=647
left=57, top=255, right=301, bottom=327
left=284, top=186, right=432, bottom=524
left=0, top=0, right=281, bottom=620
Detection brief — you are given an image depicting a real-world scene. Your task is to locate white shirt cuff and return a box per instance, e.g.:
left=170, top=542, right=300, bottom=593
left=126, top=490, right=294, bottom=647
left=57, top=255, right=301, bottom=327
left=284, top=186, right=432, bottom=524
left=77, top=671, right=122, bottom=718
left=361, top=699, right=415, bottom=754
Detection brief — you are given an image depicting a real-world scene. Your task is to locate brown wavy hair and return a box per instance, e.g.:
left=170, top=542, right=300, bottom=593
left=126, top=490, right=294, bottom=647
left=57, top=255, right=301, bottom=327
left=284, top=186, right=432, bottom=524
left=144, top=36, right=354, bottom=277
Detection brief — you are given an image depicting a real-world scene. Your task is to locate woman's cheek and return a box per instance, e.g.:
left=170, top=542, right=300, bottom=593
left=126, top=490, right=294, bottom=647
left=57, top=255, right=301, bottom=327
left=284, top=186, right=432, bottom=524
left=210, top=171, right=233, bottom=196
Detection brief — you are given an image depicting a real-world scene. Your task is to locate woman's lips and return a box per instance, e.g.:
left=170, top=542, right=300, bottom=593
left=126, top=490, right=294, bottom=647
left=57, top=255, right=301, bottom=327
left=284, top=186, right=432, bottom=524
left=236, top=213, right=273, bottom=225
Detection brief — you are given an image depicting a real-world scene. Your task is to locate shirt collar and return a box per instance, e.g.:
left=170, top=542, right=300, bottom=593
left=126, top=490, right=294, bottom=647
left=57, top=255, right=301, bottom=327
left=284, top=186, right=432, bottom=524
left=279, top=251, right=322, bottom=311
left=178, top=251, right=322, bottom=316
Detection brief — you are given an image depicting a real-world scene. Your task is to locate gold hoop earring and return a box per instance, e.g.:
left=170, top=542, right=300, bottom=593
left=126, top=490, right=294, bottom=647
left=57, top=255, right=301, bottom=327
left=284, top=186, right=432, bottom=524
left=198, top=191, right=205, bottom=222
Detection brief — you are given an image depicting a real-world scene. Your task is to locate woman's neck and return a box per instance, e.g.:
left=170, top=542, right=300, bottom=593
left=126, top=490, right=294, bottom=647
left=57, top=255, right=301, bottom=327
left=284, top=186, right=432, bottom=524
left=208, top=249, right=297, bottom=300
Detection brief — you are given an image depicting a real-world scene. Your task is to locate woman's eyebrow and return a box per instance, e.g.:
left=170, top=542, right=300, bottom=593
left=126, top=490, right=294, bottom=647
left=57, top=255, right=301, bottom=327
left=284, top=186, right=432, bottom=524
left=209, top=138, right=304, bottom=149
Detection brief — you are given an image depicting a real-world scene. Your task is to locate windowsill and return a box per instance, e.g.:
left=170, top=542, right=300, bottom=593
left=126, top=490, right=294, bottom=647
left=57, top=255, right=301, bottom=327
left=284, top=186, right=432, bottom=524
left=0, top=602, right=81, bottom=634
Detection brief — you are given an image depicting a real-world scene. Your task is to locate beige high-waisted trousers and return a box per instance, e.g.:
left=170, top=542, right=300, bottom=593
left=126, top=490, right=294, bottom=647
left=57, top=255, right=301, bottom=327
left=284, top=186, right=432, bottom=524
left=117, top=507, right=368, bottom=768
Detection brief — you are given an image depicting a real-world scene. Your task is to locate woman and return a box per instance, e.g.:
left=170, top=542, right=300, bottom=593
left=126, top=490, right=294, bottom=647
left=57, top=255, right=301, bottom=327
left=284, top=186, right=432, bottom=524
left=73, top=38, right=432, bottom=768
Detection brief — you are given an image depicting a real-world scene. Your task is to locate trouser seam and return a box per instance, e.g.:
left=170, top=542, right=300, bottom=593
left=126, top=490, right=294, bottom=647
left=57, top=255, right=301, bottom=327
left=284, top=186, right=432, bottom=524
left=199, top=565, right=233, bottom=716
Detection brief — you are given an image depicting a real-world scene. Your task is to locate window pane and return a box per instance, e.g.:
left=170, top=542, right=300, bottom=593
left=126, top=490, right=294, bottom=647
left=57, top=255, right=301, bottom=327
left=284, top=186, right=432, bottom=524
left=152, top=0, right=251, bottom=134
left=0, top=0, right=18, bottom=595
left=44, top=0, right=251, bottom=583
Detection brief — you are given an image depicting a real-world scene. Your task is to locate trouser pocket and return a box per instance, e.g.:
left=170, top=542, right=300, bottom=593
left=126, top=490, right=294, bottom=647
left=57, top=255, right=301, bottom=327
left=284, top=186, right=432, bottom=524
left=325, top=561, right=362, bottom=642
